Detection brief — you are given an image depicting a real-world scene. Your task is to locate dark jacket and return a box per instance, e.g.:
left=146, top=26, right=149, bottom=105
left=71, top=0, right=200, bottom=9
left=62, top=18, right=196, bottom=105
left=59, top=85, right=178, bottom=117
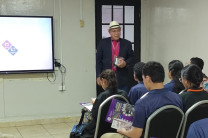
left=179, top=88, right=208, bottom=112
left=96, top=37, right=134, bottom=86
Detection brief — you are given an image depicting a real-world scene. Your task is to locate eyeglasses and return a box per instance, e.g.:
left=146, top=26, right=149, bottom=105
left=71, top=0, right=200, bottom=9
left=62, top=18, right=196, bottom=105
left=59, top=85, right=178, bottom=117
left=179, top=78, right=182, bottom=82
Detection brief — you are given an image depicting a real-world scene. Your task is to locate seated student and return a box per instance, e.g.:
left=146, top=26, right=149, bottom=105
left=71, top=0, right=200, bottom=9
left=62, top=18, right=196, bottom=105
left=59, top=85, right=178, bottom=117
left=128, top=62, right=148, bottom=105
left=164, top=60, right=184, bottom=94
left=189, top=57, right=204, bottom=71
left=189, top=57, right=208, bottom=90
left=201, top=74, right=208, bottom=92
left=101, top=61, right=183, bottom=138
left=186, top=118, right=208, bottom=138
left=179, top=64, right=208, bottom=112
left=82, top=69, right=128, bottom=137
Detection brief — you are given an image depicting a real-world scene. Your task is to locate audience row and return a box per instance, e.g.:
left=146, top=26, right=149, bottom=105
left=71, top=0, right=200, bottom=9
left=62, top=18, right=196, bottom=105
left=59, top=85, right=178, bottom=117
left=71, top=57, right=208, bottom=138
left=101, top=58, right=208, bottom=138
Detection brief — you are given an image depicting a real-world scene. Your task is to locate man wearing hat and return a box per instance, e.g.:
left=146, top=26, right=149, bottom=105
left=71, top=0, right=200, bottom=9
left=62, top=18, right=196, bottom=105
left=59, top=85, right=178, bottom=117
left=96, top=21, right=134, bottom=94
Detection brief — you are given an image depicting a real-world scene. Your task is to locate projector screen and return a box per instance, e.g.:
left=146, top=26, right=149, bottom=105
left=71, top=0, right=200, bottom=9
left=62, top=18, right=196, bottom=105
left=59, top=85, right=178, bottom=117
left=0, top=16, right=54, bottom=74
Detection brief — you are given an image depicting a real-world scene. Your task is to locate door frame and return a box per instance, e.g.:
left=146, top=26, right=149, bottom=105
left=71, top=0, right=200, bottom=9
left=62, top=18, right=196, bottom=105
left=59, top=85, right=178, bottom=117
left=95, top=0, right=141, bottom=62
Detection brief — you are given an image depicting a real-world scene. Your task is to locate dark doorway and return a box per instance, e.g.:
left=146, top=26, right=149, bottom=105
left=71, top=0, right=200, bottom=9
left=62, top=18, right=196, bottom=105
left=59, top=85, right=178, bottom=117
left=95, top=0, right=141, bottom=95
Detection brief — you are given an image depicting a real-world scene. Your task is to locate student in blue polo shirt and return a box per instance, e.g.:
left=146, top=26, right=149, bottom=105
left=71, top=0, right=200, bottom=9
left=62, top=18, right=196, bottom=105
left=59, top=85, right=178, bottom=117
left=164, top=60, right=184, bottom=94
left=101, top=61, right=183, bottom=138
left=128, top=62, right=148, bottom=105
left=187, top=118, right=208, bottom=138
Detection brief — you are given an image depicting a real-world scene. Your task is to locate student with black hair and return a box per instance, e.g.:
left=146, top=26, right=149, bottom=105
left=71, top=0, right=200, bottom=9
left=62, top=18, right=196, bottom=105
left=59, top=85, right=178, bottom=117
left=190, top=57, right=204, bottom=70
left=128, top=62, right=148, bottom=105
left=82, top=69, right=128, bottom=137
left=189, top=57, right=208, bottom=92
left=101, top=61, right=182, bottom=138
left=179, top=64, right=208, bottom=112
left=164, top=60, right=185, bottom=94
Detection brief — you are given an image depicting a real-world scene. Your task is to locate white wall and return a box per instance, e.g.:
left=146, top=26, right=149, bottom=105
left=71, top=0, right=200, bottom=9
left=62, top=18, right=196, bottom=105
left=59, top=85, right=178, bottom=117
left=0, top=0, right=96, bottom=122
left=141, top=0, right=208, bottom=83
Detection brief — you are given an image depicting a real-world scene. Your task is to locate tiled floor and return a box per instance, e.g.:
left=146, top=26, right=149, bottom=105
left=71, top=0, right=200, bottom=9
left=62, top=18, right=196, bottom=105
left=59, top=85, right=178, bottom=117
left=0, top=117, right=79, bottom=138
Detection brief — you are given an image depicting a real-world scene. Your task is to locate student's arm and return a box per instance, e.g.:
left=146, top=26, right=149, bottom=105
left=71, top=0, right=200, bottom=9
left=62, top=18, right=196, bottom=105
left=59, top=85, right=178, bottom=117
left=117, top=126, right=143, bottom=138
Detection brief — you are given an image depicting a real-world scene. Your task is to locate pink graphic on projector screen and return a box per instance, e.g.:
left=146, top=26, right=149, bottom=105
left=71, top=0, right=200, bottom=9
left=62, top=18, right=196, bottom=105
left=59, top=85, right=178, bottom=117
left=2, top=40, right=12, bottom=50
left=2, top=40, right=18, bottom=55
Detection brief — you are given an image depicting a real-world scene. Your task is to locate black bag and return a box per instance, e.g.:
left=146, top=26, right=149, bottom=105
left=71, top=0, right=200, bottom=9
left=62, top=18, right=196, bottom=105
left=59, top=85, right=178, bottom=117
left=70, top=109, right=87, bottom=138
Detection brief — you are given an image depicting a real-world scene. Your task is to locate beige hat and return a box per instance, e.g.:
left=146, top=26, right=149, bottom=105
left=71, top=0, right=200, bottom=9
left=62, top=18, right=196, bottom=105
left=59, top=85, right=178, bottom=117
left=109, top=21, right=120, bottom=30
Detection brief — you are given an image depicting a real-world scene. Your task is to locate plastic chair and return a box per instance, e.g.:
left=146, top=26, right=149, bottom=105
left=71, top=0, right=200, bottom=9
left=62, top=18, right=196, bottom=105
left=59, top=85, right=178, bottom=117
left=180, top=100, right=208, bottom=138
left=94, top=95, right=129, bottom=138
left=144, top=105, right=184, bottom=138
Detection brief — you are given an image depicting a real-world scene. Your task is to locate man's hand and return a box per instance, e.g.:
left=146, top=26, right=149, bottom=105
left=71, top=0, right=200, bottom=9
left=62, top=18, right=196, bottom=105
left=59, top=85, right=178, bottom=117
left=117, top=127, right=143, bottom=138
left=117, top=128, right=127, bottom=135
left=117, top=58, right=126, bottom=68
left=97, top=77, right=102, bottom=86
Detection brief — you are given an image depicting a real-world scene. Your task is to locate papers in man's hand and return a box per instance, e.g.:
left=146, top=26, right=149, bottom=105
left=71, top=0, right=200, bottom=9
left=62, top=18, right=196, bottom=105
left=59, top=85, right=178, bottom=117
left=105, top=98, right=134, bottom=123
left=111, top=118, right=132, bottom=130
left=80, top=102, right=93, bottom=111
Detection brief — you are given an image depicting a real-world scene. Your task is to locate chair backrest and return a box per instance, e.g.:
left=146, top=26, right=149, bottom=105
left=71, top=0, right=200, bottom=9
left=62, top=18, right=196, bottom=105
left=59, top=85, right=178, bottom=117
left=94, top=94, right=129, bottom=138
left=144, top=105, right=184, bottom=138
left=180, top=100, right=208, bottom=138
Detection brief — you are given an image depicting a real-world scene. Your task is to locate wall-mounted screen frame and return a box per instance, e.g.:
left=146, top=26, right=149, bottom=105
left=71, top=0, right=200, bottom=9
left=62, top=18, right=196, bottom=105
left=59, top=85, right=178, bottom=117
left=0, top=15, right=54, bottom=74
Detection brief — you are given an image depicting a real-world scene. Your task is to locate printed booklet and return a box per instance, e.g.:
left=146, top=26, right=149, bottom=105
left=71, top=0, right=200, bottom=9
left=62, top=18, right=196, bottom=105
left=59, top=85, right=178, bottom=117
left=105, top=98, right=134, bottom=129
